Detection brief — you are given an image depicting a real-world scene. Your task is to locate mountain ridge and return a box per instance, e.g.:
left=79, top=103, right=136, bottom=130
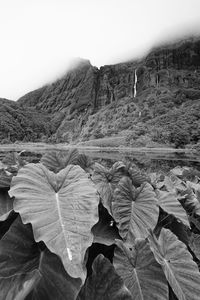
left=1, top=37, right=200, bottom=147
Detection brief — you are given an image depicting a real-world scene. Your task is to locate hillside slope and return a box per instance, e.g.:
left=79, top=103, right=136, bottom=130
left=1, top=37, right=200, bottom=147
left=0, top=98, right=51, bottom=142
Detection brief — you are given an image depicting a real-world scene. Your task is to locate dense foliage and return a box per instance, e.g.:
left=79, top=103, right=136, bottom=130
left=1, top=149, right=200, bottom=299
left=79, top=92, right=200, bottom=148
left=0, top=99, right=53, bottom=143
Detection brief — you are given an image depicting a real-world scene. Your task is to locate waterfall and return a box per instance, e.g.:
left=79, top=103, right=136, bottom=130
left=134, top=69, right=137, bottom=98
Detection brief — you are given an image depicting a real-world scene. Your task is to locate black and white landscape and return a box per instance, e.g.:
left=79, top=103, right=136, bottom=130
left=1, top=1, right=200, bottom=299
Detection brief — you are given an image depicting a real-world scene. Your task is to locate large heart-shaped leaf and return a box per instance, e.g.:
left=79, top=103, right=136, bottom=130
left=189, top=215, right=200, bottom=232
left=178, top=187, right=200, bottom=215
left=167, top=216, right=190, bottom=246
left=0, top=216, right=82, bottom=300
left=182, top=183, right=200, bottom=216
left=112, top=161, right=126, bottom=173
left=148, top=228, right=200, bottom=300
left=9, top=163, right=99, bottom=281
left=92, top=162, right=124, bottom=213
left=40, top=151, right=63, bottom=173
left=92, top=204, right=122, bottom=246
left=113, top=239, right=168, bottom=299
left=77, top=254, right=133, bottom=300
left=41, top=148, right=79, bottom=173
left=158, top=175, right=186, bottom=193
left=0, top=189, right=13, bottom=221
left=0, top=271, right=39, bottom=300
left=0, top=169, right=13, bottom=188
left=157, top=190, right=190, bottom=227
left=128, top=166, right=151, bottom=187
left=112, top=177, right=158, bottom=241
left=189, top=232, right=200, bottom=260
left=75, top=154, right=94, bottom=173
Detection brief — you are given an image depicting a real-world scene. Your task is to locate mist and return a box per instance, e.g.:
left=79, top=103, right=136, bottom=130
left=0, top=0, right=200, bottom=100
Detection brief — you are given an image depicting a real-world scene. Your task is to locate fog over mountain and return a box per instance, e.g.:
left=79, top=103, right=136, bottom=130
left=0, top=37, right=200, bottom=150
left=0, top=0, right=200, bottom=100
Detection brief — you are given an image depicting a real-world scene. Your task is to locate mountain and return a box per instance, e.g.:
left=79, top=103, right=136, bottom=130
left=1, top=37, right=200, bottom=147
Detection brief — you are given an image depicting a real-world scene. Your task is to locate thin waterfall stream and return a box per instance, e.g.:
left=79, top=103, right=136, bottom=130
left=134, top=69, right=137, bottom=98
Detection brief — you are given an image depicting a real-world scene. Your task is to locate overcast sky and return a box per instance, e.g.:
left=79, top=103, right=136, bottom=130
left=0, top=0, right=200, bottom=100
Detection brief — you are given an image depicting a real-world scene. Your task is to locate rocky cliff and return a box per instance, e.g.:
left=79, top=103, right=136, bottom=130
left=1, top=37, right=200, bottom=146
left=18, top=59, right=97, bottom=113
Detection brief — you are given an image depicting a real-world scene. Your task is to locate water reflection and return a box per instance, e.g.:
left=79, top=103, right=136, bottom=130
left=1, top=146, right=199, bottom=173
left=78, top=148, right=200, bottom=171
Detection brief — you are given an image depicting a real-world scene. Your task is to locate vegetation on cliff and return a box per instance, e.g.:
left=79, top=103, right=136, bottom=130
left=1, top=38, right=200, bottom=148
left=0, top=99, right=52, bottom=143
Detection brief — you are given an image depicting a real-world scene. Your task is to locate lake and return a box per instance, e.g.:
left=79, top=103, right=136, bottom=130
left=0, top=143, right=200, bottom=172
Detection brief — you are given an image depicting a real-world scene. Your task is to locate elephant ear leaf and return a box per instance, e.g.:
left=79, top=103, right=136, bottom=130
left=61, top=148, right=79, bottom=168
left=128, top=165, right=151, bottom=187
left=92, top=163, right=122, bottom=214
left=0, top=216, right=82, bottom=300
left=158, top=190, right=190, bottom=227
left=113, top=239, right=168, bottom=300
left=40, top=151, right=64, bottom=173
left=41, top=148, right=79, bottom=173
left=0, top=271, right=39, bottom=300
left=0, top=189, right=13, bottom=221
left=9, top=163, right=99, bottom=282
left=148, top=228, right=200, bottom=300
left=111, top=161, right=126, bottom=173
left=112, top=177, right=158, bottom=242
left=77, top=254, right=133, bottom=300
left=178, top=187, right=200, bottom=215
left=92, top=203, right=122, bottom=246
left=75, top=154, right=93, bottom=172
left=0, top=169, right=13, bottom=188
left=189, top=232, right=200, bottom=260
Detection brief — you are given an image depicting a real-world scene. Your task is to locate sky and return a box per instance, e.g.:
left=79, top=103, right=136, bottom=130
left=0, top=0, right=200, bottom=100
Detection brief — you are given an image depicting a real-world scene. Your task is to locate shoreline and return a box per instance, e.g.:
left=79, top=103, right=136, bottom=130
left=0, top=142, right=195, bottom=154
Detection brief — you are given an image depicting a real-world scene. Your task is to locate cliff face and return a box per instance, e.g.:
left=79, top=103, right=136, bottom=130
left=18, top=38, right=200, bottom=108
left=95, top=38, right=200, bottom=106
left=18, top=59, right=97, bottom=114
left=137, top=39, right=200, bottom=96
left=94, top=62, right=138, bottom=110
left=145, top=39, right=200, bottom=70
left=1, top=37, right=200, bottom=144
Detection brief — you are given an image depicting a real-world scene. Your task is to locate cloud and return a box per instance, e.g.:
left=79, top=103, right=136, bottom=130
left=0, top=0, right=200, bottom=100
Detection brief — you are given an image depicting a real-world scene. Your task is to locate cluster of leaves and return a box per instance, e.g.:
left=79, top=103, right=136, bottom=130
left=1, top=149, right=200, bottom=299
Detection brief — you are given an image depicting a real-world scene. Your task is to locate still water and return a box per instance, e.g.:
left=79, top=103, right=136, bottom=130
left=79, top=148, right=200, bottom=172
left=0, top=144, right=200, bottom=172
